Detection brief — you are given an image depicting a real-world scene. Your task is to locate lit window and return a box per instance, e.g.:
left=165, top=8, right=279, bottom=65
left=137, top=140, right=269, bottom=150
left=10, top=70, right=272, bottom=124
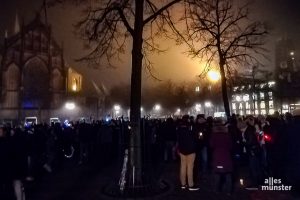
left=269, top=101, right=274, bottom=109
left=246, top=102, right=250, bottom=109
left=243, top=94, right=250, bottom=102
left=269, top=109, right=275, bottom=115
left=232, top=103, right=236, bottom=110
left=260, top=83, right=266, bottom=88
left=268, top=92, right=273, bottom=99
left=236, top=95, right=241, bottom=102
left=233, top=87, right=238, bottom=92
left=72, top=78, right=78, bottom=91
left=268, top=81, right=275, bottom=88
left=261, top=110, right=266, bottom=115
left=255, top=110, right=259, bottom=115
left=240, top=86, right=245, bottom=90
left=255, top=102, right=258, bottom=108
left=239, top=103, right=243, bottom=110
left=240, top=110, right=244, bottom=116
left=260, top=92, right=265, bottom=100
left=195, top=86, right=200, bottom=92
left=283, top=104, right=289, bottom=110
left=260, top=101, right=266, bottom=109
left=253, top=93, right=257, bottom=100
left=246, top=110, right=251, bottom=115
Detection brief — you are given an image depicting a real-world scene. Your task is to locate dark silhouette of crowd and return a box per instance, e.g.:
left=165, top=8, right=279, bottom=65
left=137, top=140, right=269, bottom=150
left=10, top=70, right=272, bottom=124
left=0, top=111, right=300, bottom=199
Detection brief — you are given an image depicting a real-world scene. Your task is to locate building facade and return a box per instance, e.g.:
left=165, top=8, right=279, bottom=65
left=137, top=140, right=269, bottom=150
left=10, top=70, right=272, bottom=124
left=231, top=38, right=300, bottom=116
left=0, top=13, right=105, bottom=124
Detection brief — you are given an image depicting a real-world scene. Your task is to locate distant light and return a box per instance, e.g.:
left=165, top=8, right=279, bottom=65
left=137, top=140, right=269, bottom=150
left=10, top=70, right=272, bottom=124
left=208, top=70, right=221, bottom=82
left=114, top=104, right=121, bottom=111
left=269, top=109, right=275, bottom=115
left=176, top=108, right=181, bottom=113
left=154, top=104, right=161, bottom=111
left=141, top=107, right=143, bottom=111
left=72, top=83, right=77, bottom=91
left=236, top=96, right=241, bottom=102
left=290, top=51, right=295, bottom=56
left=240, top=179, right=244, bottom=186
left=65, top=102, right=75, bottom=110
left=195, top=86, right=200, bottom=92
left=195, top=104, right=201, bottom=111
left=204, top=101, right=212, bottom=107
left=243, top=94, right=249, bottom=102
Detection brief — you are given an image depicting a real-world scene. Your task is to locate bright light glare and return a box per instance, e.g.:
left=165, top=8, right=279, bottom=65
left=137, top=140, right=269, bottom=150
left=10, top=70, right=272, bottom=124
left=205, top=101, right=212, bottom=107
left=114, top=104, right=121, bottom=111
left=154, top=104, right=161, bottom=111
left=195, top=104, right=201, bottom=111
left=176, top=108, right=181, bottom=113
left=65, top=102, right=75, bottom=110
left=208, top=70, right=220, bottom=82
left=72, top=83, right=77, bottom=91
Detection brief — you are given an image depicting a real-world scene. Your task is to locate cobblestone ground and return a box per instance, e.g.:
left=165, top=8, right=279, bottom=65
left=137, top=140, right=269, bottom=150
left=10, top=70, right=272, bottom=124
left=25, top=160, right=298, bottom=200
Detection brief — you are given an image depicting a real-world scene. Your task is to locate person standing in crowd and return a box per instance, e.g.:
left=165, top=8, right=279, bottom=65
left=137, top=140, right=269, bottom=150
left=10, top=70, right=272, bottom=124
left=194, top=114, right=209, bottom=176
left=0, top=126, right=11, bottom=199
left=10, top=127, right=27, bottom=200
left=267, top=112, right=286, bottom=179
left=210, top=120, right=233, bottom=195
left=256, top=115, right=271, bottom=177
left=244, top=116, right=262, bottom=187
left=162, top=117, right=177, bottom=162
left=176, top=115, right=199, bottom=191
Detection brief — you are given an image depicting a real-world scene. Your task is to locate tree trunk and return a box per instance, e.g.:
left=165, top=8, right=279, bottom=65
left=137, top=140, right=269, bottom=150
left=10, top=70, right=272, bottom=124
left=219, top=60, right=231, bottom=119
left=128, top=0, right=144, bottom=187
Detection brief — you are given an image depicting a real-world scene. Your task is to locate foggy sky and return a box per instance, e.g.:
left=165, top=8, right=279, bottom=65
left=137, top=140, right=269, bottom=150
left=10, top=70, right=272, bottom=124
left=1, top=0, right=300, bottom=89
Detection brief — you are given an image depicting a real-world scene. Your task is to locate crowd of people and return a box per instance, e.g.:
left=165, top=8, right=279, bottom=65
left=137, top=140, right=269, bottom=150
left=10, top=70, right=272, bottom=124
left=0, top=111, right=300, bottom=199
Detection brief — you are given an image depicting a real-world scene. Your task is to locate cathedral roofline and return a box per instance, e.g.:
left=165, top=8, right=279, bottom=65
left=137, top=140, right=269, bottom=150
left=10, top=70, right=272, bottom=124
left=3, top=13, right=62, bottom=53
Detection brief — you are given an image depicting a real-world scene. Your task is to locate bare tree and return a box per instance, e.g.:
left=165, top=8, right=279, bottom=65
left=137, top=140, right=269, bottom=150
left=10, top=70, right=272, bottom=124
left=176, top=0, right=268, bottom=118
left=48, top=0, right=182, bottom=192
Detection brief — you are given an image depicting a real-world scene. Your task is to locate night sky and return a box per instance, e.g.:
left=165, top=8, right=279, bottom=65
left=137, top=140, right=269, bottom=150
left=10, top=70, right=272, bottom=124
left=1, top=0, right=300, bottom=88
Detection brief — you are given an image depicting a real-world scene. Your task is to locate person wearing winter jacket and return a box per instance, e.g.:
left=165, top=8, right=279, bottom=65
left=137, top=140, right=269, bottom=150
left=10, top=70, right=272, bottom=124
left=210, top=120, right=233, bottom=194
left=176, top=115, right=199, bottom=191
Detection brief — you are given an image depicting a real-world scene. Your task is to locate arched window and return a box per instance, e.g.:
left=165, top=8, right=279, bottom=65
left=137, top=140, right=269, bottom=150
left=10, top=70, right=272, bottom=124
left=23, top=57, right=49, bottom=108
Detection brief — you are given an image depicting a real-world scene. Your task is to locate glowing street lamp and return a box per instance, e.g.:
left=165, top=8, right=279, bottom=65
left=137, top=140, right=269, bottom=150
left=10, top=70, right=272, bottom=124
left=114, top=104, right=121, bottom=111
left=205, top=101, right=212, bottom=108
left=208, top=70, right=221, bottom=82
left=154, top=104, right=161, bottom=111
left=65, top=102, right=75, bottom=110
left=113, top=104, right=121, bottom=118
